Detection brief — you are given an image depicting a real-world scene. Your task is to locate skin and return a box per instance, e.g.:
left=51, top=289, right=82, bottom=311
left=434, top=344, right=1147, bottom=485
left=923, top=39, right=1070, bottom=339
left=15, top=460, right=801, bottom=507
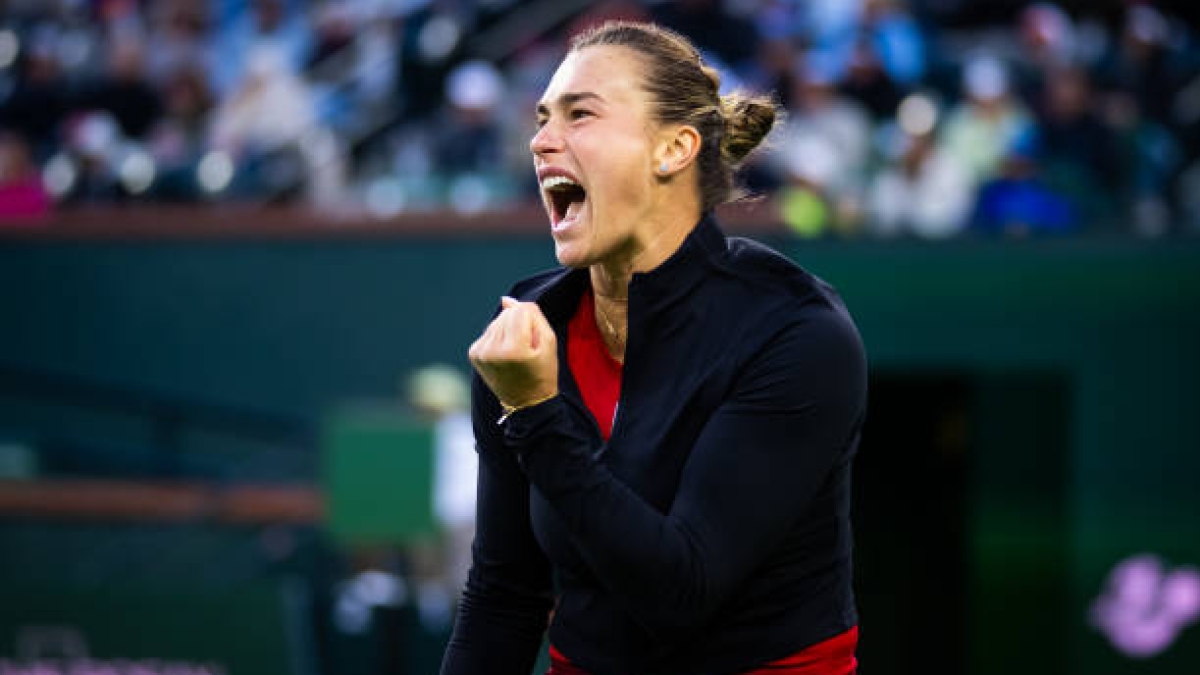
left=468, top=44, right=705, bottom=409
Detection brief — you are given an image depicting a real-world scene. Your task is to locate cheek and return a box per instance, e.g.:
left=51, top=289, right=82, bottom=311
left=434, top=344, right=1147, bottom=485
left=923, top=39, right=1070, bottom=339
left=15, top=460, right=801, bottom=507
left=584, top=135, right=652, bottom=212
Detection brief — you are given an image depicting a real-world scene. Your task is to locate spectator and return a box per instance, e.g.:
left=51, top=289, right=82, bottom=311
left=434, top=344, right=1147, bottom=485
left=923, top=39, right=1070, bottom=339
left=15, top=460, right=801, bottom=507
left=434, top=60, right=505, bottom=176
left=651, top=0, right=759, bottom=75
left=839, top=33, right=906, bottom=119
left=1096, top=4, right=1179, bottom=128
left=969, top=127, right=1078, bottom=236
left=794, top=0, right=922, bottom=118
left=1033, top=64, right=1120, bottom=225
left=0, top=132, right=50, bottom=224
left=868, top=112, right=973, bottom=238
left=770, top=53, right=872, bottom=224
left=1093, top=4, right=1189, bottom=235
left=147, top=64, right=216, bottom=201
left=939, top=55, right=1032, bottom=185
left=394, top=2, right=468, bottom=122
left=430, top=60, right=514, bottom=213
left=777, top=144, right=836, bottom=239
left=305, top=4, right=398, bottom=144
left=803, top=0, right=865, bottom=61
left=305, top=3, right=364, bottom=136
left=212, top=0, right=312, bottom=95
left=0, top=28, right=69, bottom=160
left=209, top=44, right=321, bottom=200
left=59, top=111, right=124, bottom=204
left=145, top=0, right=214, bottom=84
left=1012, top=2, right=1077, bottom=104
left=744, top=35, right=801, bottom=109
left=83, top=34, right=163, bottom=140
left=860, top=0, right=926, bottom=87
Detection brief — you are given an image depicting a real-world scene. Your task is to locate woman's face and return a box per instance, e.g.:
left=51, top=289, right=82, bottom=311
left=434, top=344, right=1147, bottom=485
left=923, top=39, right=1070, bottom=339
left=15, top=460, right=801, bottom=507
left=531, top=45, right=663, bottom=269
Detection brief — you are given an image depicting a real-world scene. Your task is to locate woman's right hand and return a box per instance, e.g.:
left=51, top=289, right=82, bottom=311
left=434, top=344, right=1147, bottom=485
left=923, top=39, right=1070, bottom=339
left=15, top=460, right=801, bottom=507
left=468, top=296, right=560, bottom=411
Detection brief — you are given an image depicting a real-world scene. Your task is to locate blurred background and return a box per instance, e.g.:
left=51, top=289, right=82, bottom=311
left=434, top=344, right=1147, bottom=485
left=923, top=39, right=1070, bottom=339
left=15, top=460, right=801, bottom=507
left=0, top=0, right=1198, bottom=674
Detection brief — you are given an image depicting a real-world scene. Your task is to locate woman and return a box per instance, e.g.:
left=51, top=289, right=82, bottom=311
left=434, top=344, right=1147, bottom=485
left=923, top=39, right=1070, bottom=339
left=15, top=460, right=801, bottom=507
left=441, top=21, right=866, bottom=675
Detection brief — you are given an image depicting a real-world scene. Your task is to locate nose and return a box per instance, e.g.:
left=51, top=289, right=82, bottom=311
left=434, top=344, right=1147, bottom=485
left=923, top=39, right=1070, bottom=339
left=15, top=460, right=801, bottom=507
left=529, top=119, right=563, bottom=157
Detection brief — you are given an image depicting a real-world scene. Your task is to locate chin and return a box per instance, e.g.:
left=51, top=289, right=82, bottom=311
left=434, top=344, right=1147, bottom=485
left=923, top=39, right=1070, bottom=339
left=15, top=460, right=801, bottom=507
left=553, top=241, right=593, bottom=269
left=550, top=214, right=597, bottom=269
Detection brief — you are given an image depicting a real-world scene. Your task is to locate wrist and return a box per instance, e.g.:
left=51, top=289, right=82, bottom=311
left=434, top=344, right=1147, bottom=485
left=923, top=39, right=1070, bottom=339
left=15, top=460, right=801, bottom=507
left=497, top=391, right=559, bottom=425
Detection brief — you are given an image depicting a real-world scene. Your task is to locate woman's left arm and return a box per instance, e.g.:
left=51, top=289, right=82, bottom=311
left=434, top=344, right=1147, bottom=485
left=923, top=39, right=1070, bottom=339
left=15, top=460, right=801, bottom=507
left=504, top=309, right=867, bottom=636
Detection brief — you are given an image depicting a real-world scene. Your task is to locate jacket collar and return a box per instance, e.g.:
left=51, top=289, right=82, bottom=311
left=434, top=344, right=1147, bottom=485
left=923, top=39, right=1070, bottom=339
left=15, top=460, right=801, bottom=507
left=532, top=213, right=728, bottom=326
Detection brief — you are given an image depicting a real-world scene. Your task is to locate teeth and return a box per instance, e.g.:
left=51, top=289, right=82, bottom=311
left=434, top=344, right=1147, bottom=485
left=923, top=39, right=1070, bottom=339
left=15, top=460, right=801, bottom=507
left=540, top=175, right=580, bottom=191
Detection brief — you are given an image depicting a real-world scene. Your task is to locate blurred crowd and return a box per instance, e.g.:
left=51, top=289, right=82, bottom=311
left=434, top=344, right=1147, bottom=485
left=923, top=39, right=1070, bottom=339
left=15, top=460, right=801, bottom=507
left=0, top=0, right=1197, bottom=238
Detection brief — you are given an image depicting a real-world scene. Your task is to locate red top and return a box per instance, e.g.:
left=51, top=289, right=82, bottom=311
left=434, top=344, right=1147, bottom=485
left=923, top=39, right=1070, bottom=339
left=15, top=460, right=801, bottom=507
left=561, top=289, right=858, bottom=675
left=567, top=288, right=623, bottom=440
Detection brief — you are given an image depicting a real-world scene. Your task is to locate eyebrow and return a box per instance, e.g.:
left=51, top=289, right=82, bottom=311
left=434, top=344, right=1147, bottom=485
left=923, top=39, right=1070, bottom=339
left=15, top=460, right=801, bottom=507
left=536, top=91, right=605, bottom=116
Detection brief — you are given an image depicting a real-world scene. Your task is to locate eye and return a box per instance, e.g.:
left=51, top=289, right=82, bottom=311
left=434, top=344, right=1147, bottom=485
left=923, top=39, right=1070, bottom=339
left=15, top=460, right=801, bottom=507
left=570, top=108, right=594, bottom=121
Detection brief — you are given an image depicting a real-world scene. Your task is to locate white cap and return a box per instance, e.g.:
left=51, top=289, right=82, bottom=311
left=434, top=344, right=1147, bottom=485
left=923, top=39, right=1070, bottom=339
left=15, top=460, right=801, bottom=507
left=963, top=56, right=1008, bottom=101
left=407, top=364, right=469, bottom=414
left=446, top=60, right=504, bottom=111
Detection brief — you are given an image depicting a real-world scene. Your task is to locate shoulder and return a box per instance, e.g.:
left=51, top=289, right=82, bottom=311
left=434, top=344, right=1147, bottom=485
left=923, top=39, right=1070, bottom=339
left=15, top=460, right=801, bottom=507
left=721, top=236, right=810, bottom=285
left=712, top=236, right=865, bottom=377
left=717, top=237, right=852, bottom=324
left=717, top=244, right=867, bottom=421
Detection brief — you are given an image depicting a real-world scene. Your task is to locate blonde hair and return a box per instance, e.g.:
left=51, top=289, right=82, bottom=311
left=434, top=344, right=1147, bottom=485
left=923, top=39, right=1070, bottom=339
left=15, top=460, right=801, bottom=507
left=570, top=21, right=779, bottom=211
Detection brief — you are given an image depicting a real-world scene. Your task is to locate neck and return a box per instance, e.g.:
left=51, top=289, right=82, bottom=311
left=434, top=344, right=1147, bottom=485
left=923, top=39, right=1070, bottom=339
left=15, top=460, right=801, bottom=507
left=590, top=265, right=629, bottom=363
left=588, top=207, right=702, bottom=362
left=590, top=203, right=702, bottom=291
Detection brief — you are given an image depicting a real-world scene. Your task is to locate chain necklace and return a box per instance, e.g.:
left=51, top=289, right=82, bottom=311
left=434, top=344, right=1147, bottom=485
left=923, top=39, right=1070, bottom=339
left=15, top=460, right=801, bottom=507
left=593, top=296, right=627, bottom=362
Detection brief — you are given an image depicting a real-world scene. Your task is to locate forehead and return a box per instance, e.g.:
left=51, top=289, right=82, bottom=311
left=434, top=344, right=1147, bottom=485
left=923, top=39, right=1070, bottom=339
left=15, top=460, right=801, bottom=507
left=540, top=45, right=647, bottom=107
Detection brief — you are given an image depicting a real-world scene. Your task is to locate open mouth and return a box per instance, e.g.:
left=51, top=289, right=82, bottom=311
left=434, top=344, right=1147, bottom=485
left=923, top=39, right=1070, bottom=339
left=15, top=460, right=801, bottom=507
left=541, top=175, right=588, bottom=227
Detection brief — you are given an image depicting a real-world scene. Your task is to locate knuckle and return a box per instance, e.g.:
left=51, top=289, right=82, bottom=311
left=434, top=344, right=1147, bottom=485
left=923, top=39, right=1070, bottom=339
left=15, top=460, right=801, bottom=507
left=495, top=347, right=521, bottom=363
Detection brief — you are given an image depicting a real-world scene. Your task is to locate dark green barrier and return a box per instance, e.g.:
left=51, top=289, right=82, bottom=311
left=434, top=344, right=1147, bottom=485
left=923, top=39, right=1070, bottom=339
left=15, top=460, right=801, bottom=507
left=0, top=583, right=308, bottom=674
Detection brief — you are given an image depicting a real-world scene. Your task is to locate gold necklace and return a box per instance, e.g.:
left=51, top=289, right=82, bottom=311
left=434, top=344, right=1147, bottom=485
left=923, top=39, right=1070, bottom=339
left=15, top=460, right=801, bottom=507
left=594, top=297, right=627, bottom=360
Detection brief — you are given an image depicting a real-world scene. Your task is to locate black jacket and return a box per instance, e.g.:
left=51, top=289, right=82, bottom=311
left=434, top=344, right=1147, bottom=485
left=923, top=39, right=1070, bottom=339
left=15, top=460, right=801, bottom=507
left=441, top=216, right=867, bottom=675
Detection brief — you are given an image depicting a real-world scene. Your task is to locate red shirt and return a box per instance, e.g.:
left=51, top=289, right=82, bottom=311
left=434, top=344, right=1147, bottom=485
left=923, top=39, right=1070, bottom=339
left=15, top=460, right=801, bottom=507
left=567, top=288, right=623, bottom=440
left=562, top=289, right=858, bottom=675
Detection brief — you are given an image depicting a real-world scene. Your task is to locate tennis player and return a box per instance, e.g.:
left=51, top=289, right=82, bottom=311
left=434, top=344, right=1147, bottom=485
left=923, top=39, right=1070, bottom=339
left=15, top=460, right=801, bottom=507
left=441, top=21, right=866, bottom=675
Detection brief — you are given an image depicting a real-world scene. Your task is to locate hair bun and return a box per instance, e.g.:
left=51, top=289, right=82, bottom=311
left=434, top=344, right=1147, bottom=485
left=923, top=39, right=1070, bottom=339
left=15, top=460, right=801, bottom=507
left=569, top=20, right=780, bottom=210
left=719, top=93, right=778, bottom=165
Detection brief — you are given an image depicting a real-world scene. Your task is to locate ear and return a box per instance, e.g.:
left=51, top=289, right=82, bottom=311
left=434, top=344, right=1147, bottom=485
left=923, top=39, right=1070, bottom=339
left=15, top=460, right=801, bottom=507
left=654, top=124, right=702, bottom=177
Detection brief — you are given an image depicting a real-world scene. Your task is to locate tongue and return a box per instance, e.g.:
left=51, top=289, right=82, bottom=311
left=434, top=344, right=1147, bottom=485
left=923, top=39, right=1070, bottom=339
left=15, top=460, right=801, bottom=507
left=564, top=198, right=585, bottom=221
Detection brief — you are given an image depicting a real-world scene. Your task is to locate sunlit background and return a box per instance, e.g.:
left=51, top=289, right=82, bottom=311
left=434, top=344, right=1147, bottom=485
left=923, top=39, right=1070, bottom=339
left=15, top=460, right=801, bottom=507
left=1, top=1, right=1198, bottom=674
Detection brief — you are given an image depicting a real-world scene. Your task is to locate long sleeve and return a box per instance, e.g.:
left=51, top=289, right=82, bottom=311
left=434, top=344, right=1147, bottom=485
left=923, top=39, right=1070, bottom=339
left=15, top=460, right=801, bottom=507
left=439, top=373, right=555, bottom=675
left=503, top=311, right=866, bottom=637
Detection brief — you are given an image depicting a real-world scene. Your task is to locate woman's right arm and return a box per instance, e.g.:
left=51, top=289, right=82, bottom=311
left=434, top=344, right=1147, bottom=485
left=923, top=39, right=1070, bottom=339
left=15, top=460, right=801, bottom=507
left=439, top=372, right=555, bottom=675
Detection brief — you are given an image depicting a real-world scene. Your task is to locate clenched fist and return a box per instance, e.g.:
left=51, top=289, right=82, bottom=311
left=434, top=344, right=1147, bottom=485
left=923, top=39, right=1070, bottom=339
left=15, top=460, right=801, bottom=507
left=468, top=296, right=559, bottom=411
